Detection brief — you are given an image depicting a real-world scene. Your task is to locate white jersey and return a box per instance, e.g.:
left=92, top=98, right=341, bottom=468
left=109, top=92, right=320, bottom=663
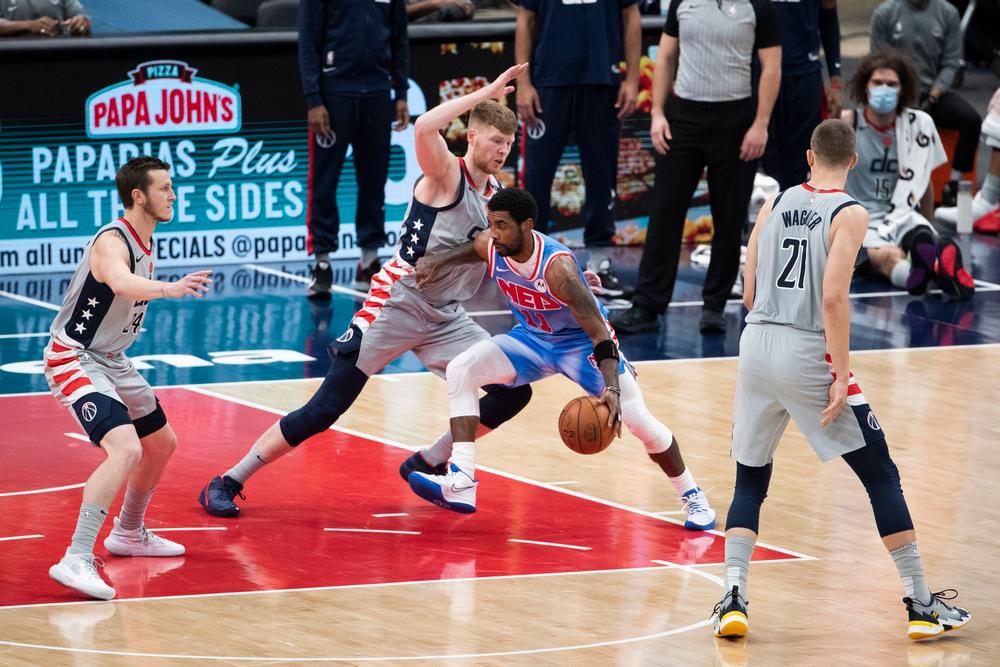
left=49, top=217, right=154, bottom=356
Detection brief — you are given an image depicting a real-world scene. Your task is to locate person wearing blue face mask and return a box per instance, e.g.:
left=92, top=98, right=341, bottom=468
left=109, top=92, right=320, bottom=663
left=842, top=49, right=975, bottom=300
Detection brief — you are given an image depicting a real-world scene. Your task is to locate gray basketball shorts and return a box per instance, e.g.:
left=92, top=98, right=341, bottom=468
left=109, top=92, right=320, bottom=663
left=731, top=323, right=886, bottom=467
left=355, top=284, right=491, bottom=378
left=43, top=340, right=159, bottom=444
left=863, top=210, right=934, bottom=249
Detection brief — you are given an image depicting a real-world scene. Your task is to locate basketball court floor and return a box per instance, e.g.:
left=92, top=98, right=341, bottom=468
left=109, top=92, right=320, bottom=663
left=1, top=241, right=997, bottom=666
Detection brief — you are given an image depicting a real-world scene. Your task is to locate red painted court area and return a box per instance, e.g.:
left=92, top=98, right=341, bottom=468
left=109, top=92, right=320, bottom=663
left=0, top=389, right=798, bottom=607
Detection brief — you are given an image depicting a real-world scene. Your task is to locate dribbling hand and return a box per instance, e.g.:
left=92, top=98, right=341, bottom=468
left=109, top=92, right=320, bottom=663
left=598, top=388, right=623, bottom=438
left=163, top=270, right=213, bottom=299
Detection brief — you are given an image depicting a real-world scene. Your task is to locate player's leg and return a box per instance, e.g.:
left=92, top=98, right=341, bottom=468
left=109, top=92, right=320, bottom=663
left=864, top=243, right=910, bottom=289
left=400, top=315, right=533, bottom=477
left=712, top=324, right=789, bottom=638
left=350, top=91, right=393, bottom=288
left=616, top=369, right=716, bottom=530
left=408, top=327, right=548, bottom=513
left=49, top=419, right=142, bottom=601
left=841, top=437, right=970, bottom=639
left=199, top=301, right=423, bottom=516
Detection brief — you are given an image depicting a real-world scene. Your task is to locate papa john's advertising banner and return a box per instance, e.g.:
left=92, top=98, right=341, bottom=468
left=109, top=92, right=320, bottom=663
left=0, top=37, right=666, bottom=276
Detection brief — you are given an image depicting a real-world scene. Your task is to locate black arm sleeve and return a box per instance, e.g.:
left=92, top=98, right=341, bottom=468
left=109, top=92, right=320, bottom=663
left=297, top=0, right=325, bottom=109
left=751, top=0, right=781, bottom=50
left=390, top=0, right=410, bottom=100
left=663, top=0, right=681, bottom=37
left=819, top=3, right=842, bottom=78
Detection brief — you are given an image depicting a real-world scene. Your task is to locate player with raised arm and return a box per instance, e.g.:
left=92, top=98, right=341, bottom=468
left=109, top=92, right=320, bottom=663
left=405, top=187, right=715, bottom=530
left=198, top=65, right=537, bottom=518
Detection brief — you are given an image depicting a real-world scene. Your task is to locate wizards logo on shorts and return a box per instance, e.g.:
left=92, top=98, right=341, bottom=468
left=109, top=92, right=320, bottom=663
left=86, top=60, right=242, bottom=138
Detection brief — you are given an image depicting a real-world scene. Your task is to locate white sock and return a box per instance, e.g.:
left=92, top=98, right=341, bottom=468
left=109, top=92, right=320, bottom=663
left=950, top=169, right=963, bottom=181
left=422, top=431, right=453, bottom=466
left=451, top=441, right=475, bottom=476
left=118, top=487, right=154, bottom=531
left=669, top=468, right=698, bottom=497
left=890, top=259, right=911, bottom=288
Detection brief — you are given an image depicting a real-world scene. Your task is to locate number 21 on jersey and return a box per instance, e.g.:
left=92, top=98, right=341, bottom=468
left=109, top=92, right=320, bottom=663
left=776, top=238, right=807, bottom=290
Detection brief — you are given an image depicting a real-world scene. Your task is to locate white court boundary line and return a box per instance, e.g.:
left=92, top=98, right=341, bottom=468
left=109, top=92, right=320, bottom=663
left=0, top=290, right=60, bottom=312
left=508, top=538, right=591, bottom=551
left=0, top=534, right=44, bottom=542
left=4, top=341, right=1000, bottom=400
left=0, top=482, right=86, bottom=498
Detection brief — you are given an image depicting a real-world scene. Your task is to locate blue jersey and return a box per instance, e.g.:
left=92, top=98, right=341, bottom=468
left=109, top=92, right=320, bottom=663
left=488, top=231, right=611, bottom=338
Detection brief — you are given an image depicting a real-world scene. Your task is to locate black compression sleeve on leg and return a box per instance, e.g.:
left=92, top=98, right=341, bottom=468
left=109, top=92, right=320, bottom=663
left=478, top=383, right=532, bottom=430
left=279, top=351, right=369, bottom=446
left=842, top=438, right=914, bottom=537
left=725, top=461, right=773, bottom=533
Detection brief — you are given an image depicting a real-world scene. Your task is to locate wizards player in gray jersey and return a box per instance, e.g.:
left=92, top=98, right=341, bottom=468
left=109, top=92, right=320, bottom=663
left=199, top=65, right=537, bottom=517
left=44, top=156, right=212, bottom=600
left=404, top=188, right=715, bottom=528
left=711, top=120, right=969, bottom=642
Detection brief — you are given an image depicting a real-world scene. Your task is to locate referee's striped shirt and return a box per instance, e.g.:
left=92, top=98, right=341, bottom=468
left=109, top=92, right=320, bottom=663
left=664, top=0, right=780, bottom=103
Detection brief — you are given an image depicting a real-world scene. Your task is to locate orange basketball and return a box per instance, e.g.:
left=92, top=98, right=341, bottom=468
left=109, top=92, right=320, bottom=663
left=558, top=395, right=615, bottom=455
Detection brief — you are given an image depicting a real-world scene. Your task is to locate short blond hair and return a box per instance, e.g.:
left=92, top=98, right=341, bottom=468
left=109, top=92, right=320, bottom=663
left=469, top=100, right=517, bottom=135
left=810, top=119, right=856, bottom=167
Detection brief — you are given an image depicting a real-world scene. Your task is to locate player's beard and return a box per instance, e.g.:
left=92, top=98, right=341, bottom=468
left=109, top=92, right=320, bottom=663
left=143, top=199, right=172, bottom=223
left=471, top=148, right=505, bottom=175
left=494, top=229, right=525, bottom=257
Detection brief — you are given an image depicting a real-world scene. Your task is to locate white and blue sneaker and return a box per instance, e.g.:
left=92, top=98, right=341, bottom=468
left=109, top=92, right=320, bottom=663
left=408, top=463, right=478, bottom=514
left=682, top=488, right=717, bottom=531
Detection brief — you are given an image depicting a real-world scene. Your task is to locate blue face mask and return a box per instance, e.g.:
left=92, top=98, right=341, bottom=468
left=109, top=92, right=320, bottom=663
left=868, top=85, right=898, bottom=114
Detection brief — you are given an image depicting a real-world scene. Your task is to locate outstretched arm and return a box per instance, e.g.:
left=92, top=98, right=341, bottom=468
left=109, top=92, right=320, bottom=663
left=415, top=232, right=490, bottom=287
left=90, top=232, right=212, bottom=301
left=546, top=255, right=621, bottom=435
left=413, top=63, right=528, bottom=185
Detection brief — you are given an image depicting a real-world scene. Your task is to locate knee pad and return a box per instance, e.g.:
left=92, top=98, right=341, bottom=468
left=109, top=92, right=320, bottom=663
left=133, top=398, right=167, bottom=439
left=619, top=372, right=673, bottom=453
left=446, top=341, right=515, bottom=419
left=725, top=462, right=773, bottom=533
left=280, top=352, right=368, bottom=446
left=479, top=383, right=531, bottom=430
left=843, top=439, right=914, bottom=537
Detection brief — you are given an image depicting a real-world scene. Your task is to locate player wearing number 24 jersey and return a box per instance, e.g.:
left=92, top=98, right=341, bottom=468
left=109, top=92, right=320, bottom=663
left=405, top=187, right=716, bottom=531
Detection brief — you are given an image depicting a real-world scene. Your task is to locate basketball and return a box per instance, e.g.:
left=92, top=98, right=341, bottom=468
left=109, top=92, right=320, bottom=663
left=558, top=396, right=615, bottom=455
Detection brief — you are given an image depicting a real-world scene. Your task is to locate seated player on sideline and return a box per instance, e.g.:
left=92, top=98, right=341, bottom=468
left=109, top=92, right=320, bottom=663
left=711, top=119, right=969, bottom=641
left=404, top=188, right=716, bottom=530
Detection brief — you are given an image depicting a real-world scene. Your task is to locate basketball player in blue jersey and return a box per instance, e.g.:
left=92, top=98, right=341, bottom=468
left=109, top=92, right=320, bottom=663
left=198, top=65, right=537, bottom=518
left=406, top=188, right=716, bottom=530
left=44, top=156, right=213, bottom=599
left=711, top=120, right=969, bottom=641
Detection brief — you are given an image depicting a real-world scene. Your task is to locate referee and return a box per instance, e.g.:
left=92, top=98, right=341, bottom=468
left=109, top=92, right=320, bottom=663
left=612, top=0, right=781, bottom=335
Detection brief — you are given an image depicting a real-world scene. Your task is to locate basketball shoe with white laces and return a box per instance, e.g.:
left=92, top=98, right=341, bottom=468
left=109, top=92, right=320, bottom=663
left=49, top=552, right=116, bottom=600
left=103, top=516, right=185, bottom=557
left=904, top=589, right=971, bottom=640
left=681, top=488, right=717, bottom=530
left=712, top=585, right=749, bottom=638
left=408, top=463, right=478, bottom=513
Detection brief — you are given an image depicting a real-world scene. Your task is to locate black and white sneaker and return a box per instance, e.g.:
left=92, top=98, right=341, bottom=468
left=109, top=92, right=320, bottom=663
left=712, top=585, right=749, bottom=638
left=352, top=258, right=382, bottom=292
left=905, top=589, right=970, bottom=640
left=307, top=260, right=333, bottom=300
left=593, top=258, right=632, bottom=299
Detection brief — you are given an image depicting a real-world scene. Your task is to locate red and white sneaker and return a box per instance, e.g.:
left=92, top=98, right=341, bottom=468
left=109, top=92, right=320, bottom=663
left=934, top=241, right=976, bottom=301
left=935, top=191, right=1000, bottom=230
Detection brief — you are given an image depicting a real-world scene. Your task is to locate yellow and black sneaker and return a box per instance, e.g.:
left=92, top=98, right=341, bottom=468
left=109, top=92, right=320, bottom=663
left=905, top=589, right=971, bottom=641
left=712, top=585, right=749, bottom=639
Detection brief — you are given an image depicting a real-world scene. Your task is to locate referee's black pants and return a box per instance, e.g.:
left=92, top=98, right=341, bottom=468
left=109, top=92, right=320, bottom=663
left=633, top=96, right=755, bottom=315
left=306, top=91, right=393, bottom=256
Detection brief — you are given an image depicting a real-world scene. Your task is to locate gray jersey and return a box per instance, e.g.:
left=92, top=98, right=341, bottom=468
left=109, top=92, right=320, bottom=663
left=49, top=218, right=154, bottom=355
left=396, top=158, right=498, bottom=306
left=845, top=110, right=897, bottom=221
left=746, top=184, right=860, bottom=333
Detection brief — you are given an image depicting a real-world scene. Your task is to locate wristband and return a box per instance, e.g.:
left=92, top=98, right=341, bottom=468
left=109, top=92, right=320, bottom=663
left=605, top=386, right=621, bottom=395
left=593, top=339, right=620, bottom=364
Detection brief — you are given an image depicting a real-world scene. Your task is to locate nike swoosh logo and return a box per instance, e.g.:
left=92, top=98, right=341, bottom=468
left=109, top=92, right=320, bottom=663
left=323, top=66, right=336, bottom=73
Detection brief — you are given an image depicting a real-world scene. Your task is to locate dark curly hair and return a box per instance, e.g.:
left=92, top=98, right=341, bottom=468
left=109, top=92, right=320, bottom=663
left=849, top=48, right=921, bottom=116
left=487, top=187, right=538, bottom=225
